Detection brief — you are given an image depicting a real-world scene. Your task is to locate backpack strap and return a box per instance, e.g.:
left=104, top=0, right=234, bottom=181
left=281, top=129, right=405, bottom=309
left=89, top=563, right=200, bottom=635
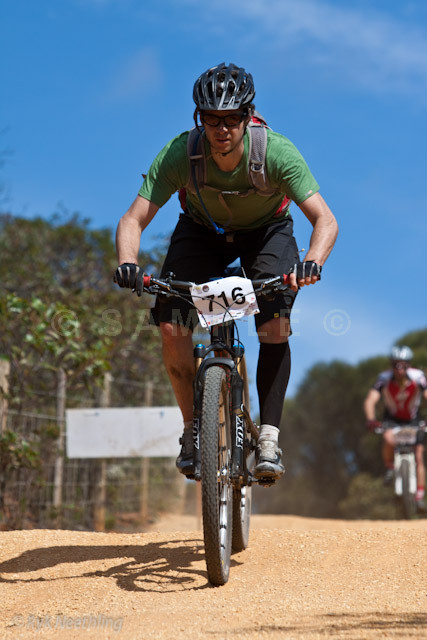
left=186, top=127, right=206, bottom=193
left=185, top=128, right=225, bottom=235
left=247, top=122, right=277, bottom=197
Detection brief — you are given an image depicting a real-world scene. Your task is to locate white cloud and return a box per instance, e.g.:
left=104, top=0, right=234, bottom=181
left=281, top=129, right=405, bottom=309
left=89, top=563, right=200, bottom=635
left=181, top=0, right=427, bottom=97
left=106, top=48, right=163, bottom=103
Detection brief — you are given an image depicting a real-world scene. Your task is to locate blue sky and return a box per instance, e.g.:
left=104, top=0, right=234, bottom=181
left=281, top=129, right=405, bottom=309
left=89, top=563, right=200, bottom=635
left=2, top=0, right=427, bottom=407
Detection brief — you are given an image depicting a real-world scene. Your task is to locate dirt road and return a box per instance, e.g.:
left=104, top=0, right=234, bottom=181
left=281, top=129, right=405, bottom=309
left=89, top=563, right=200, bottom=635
left=0, top=515, right=426, bottom=639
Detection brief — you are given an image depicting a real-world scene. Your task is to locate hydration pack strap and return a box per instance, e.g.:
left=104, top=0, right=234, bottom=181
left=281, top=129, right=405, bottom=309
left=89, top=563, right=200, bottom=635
left=189, top=129, right=225, bottom=235
left=247, top=124, right=275, bottom=195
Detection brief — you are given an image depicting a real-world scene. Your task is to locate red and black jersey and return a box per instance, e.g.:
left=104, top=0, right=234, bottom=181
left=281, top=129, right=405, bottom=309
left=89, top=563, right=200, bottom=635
left=373, top=368, right=427, bottom=421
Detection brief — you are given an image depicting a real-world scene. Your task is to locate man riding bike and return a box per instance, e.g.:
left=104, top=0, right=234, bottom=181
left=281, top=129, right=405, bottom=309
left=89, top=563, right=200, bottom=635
left=364, top=345, right=427, bottom=511
left=114, top=62, right=338, bottom=482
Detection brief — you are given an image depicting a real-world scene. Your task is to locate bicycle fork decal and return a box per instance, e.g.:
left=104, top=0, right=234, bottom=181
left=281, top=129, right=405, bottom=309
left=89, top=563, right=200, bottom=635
left=193, top=414, right=202, bottom=480
left=231, top=413, right=245, bottom=479
left=193, top=418, right=200, bottom=450
left=235, top=415, right=244, bottom=449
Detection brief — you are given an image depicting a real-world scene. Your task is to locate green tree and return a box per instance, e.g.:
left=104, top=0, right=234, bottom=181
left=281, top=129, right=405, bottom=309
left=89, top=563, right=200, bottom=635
left=0, top=293, right=111, bottom=411
left=0, top=211, right=173, bottom=408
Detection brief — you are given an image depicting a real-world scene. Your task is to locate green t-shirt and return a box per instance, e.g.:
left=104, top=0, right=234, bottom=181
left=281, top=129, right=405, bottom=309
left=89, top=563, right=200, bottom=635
left=139, top=129, right=319, bottom=230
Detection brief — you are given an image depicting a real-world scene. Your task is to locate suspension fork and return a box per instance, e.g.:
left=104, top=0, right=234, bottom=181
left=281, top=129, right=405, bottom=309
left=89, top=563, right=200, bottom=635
left=193, top=344, right=205, bottom=481
left=230, top=368, right=245, bottom=480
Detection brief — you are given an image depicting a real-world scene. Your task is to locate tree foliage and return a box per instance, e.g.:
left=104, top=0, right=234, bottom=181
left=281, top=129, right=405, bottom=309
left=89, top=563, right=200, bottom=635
left=0, top=293, right=111, bottom=410
left=0, top=211, right=173, bottom=409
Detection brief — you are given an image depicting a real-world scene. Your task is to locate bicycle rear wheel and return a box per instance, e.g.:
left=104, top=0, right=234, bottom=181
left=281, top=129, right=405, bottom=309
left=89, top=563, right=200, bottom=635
left=201, top=366, right=233, bottom=586
left=400, top=459, right=416, bottom=519
left=232, top=355, right=253, bottom=552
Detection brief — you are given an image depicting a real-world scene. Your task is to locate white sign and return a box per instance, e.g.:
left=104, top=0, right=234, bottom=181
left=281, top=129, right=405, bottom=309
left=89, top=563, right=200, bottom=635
left=190, top=276, right=259, bottom=328
left=66, top=407, right=182, bottom=458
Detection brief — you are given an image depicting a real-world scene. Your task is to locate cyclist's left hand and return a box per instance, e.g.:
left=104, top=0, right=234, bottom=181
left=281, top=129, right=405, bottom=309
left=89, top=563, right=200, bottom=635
left=289, top=261, right=322, bottom=291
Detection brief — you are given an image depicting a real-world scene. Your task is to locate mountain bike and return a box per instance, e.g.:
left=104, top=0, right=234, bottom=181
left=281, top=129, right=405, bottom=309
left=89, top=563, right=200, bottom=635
left=375, top=421, right=426, bottom=519
left=141, top=268, right=290, bottom=585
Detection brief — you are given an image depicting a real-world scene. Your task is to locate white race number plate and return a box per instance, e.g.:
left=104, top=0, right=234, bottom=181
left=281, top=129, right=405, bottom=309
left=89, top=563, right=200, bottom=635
left=190, top=276, right=259, bottom=328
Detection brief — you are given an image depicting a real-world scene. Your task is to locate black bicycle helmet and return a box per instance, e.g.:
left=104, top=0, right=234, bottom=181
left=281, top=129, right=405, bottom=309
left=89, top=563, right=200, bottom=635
left=193, top=62, right=255, bottom=111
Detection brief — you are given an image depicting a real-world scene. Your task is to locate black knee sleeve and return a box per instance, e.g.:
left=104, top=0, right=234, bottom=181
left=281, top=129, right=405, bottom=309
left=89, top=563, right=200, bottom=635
left=256, top=342, right=291, bottom=428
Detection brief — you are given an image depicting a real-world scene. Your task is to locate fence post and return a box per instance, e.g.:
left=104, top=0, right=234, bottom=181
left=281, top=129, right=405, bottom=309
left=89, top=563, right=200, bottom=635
left=140, top=381, right=154, bottom=526
left=94, top=372, right=112, bottom=532
left=0, top=359, right=10, bottom=435
left=53, top=368, right=67, bottom=520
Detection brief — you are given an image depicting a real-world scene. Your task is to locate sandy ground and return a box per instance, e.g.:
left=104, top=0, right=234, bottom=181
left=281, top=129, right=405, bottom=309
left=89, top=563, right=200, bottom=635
left=0, top=514, right=426, bottom=640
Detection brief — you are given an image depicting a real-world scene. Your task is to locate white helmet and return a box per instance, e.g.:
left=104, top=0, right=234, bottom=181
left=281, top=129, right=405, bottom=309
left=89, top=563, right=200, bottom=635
left=390, top=345, right=413, bottom=362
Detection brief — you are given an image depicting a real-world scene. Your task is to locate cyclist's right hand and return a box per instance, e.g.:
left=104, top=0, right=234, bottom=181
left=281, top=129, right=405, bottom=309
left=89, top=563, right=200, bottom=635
left=114, top=263, right=144, bottom=296
left=289, top=261, right=322, bottom=291
left=366, top=419, right=381, bottom=432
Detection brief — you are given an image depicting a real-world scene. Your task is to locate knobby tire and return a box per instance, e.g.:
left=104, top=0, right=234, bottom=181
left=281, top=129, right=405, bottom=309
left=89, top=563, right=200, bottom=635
left=201, top=366, right=232, bottom=586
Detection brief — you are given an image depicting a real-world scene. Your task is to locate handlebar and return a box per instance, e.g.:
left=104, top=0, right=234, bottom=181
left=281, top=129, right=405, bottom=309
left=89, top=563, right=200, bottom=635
left=374, top=420, right=427, bottom=434
left=141, top=273, right=290, bottom=297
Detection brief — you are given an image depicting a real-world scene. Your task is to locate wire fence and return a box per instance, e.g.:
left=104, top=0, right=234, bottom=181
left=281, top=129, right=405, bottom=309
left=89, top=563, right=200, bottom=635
left=0, top=372, right=190, bottom=532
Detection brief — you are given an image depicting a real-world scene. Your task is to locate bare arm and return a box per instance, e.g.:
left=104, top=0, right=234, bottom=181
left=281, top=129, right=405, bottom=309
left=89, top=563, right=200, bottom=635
left=115, top=196, right=159, bottom=264
left=364, top=388, right=381, bottom=420
left=289, top=192, right=338, bottom=290
left=298, top=192, right=338, bottom=264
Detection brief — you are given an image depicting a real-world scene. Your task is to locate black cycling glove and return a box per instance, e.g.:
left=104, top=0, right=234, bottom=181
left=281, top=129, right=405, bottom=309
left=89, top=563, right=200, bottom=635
left=290, top=261, right=322, bottom=281
left=114, top=263, right=144, bottom=296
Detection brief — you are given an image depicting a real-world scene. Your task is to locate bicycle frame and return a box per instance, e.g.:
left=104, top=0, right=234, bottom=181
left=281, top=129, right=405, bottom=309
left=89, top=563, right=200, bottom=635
left=140, top=269, right=288, bottom=488
left=137, top=269, right=290, bottom=584
left=391, top=426, right=421, bottom=497
left=192, top=320, right=255, bottom=486
left=376, top=422, right=426, bottom=518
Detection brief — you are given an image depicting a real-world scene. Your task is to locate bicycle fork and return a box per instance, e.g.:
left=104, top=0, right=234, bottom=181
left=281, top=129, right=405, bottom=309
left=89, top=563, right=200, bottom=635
left=394, top=451, right=417, bottom=495
left=192, top=345, right=204, bottom=481
left=231, top=369, right=245, bottom=482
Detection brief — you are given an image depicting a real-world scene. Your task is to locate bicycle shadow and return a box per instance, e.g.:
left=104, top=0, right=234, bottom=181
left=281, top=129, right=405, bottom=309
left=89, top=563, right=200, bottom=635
left=0, top=538, right=242, bottom=592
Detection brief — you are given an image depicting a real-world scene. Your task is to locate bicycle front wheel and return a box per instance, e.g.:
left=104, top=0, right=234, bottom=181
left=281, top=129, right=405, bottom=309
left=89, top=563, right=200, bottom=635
left=201, top=366, right=233, bottom=586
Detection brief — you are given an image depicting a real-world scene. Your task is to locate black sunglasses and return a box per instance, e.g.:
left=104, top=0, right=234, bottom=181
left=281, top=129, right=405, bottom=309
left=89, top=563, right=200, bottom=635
left=201, top=112, right=246, bottom=128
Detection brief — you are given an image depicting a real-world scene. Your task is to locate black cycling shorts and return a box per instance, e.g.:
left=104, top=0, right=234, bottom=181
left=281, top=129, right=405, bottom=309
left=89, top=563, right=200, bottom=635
left=151, top=213, right=299, bottom=333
